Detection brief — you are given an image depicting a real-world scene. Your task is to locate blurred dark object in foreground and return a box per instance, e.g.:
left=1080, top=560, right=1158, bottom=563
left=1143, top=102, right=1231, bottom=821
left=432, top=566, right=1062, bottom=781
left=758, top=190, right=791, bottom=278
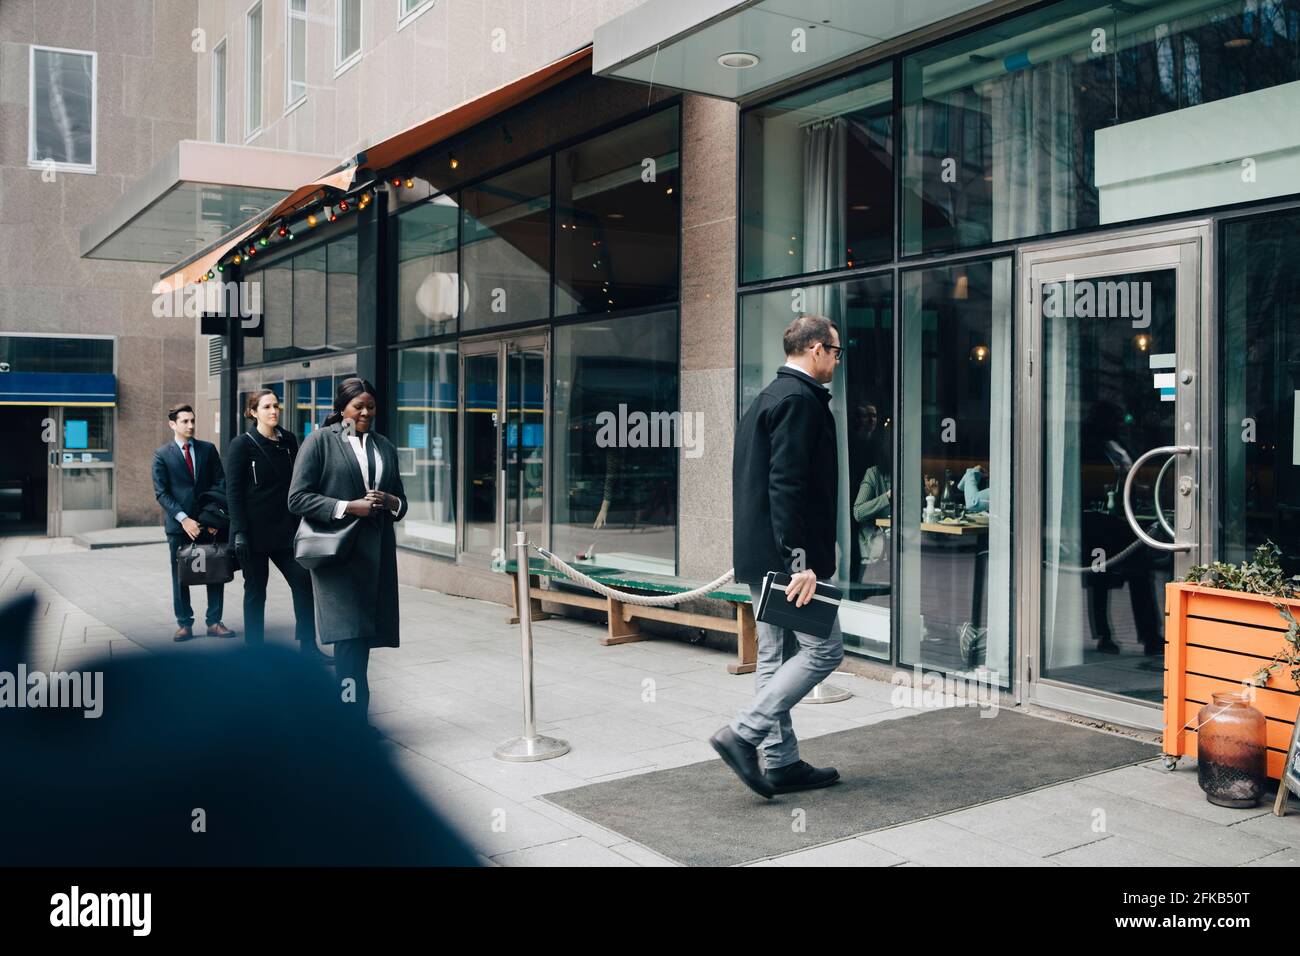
left=0, top=592, right=478, bottom=866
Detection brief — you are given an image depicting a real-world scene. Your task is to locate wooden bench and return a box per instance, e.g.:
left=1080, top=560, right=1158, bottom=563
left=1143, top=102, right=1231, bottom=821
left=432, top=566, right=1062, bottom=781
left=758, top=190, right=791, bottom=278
left=503, top=559, right=758, bottom=674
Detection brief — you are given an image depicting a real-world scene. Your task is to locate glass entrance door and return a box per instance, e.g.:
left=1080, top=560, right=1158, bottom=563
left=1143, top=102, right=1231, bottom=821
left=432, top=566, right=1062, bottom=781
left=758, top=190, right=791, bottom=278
left=1019, top=225, right=1208, bottom=728
left=47, top=406, right=115, bottom=537
left=457, top=332, right=548, bottom=566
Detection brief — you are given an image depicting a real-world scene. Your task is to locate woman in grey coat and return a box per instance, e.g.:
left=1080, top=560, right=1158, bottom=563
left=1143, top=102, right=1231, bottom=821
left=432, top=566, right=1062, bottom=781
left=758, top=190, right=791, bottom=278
left=288, top=377, right=408, bottom=723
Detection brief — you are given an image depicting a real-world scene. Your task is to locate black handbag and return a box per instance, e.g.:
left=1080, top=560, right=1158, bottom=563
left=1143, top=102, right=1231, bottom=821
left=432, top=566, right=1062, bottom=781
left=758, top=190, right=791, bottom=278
left=176, top=536, right=238, bottom=586
left=293, top=515, right=360, bottom=569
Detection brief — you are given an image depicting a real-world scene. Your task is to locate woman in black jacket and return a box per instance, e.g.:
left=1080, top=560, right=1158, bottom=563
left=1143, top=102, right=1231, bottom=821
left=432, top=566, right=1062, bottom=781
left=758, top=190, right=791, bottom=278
left=227, top=389, right=322, bottom=658
left=287, top=378, right=407, bottom=724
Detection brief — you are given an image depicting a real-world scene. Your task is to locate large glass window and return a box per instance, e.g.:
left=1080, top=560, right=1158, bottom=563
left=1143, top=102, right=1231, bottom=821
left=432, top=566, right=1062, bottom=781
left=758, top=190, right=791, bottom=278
left=29, top=46, right=95, bottom=170
left=245, top=2, right=263, bottom=137
left=1222, top=208, right=1300, bottom=572
left=389, top=345, right=458, bottom=558
left=261, top=262, right=293, bottom=362
left=461, top=158, right=552, bottom=331
left=741, top=63, right=893, bottom=282
left=898, top=259, right=1012, bottom=685
left=395, top=195, right=459, bottom=341
left=327, top=234, right=358, bottom=349
left=554, top=106, right=681, bottom=315
left=740, top=275, right=895, bottom=658
left=552, top=311, right=679, bottom=575
left=902, top=0, right=1300, bottom=255
left=293, top=245, right=327, bottom=353
left=0, top=336, right=112, bottom=373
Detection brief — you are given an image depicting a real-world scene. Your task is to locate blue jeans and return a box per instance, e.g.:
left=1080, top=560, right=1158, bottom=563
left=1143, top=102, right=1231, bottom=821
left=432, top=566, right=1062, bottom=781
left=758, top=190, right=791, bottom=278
left=731, top=584, right=844, bottom=770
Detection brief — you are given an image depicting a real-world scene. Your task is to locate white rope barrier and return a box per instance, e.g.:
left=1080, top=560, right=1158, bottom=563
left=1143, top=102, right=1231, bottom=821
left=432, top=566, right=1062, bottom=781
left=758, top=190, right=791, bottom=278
left=534, top=546, right=735, bottom=606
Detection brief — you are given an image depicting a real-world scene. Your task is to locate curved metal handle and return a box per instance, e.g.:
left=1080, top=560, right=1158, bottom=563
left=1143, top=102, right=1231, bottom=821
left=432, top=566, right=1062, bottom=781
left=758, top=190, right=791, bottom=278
left=1153, top=453, right=1177, bottom=539
left=1123, top=445, right=1195, bottom=552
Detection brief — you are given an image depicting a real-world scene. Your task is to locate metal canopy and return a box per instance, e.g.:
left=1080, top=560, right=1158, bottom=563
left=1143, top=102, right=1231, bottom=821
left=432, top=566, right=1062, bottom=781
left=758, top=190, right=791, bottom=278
left=79, top=140, right=338, bottom=264
left=594, top=0, right=1006, bottom=101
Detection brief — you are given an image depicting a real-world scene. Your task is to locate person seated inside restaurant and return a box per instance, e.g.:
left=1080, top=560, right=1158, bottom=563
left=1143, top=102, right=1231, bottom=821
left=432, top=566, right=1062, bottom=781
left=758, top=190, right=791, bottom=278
left=959, top=464, right=991, bottom=514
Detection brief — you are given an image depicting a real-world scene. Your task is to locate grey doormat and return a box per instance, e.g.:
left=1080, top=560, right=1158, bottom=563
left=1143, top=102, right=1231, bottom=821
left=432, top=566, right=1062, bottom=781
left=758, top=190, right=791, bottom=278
left=540, top=707, right=1157, bottom=866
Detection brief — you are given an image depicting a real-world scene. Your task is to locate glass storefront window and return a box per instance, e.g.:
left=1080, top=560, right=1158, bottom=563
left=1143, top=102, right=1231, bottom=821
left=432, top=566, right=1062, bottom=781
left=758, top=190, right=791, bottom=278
left=395, top=194, right=459, bottom=341
left=0, top=336, right=112, bottom=373
left=899, top=259, right=1012, bottom=684
left=902, top=0, right=1300, bottom=256
left=554, top=106, right=681, bottom=316
left=552, top=311, right=678, bottom=575
left=261, top=263, right=293, bottom=362
left=741, top=63, right=893, bottom=282
left=1222, top=208, right=1300, bottom=572
left=293, top=244, right=327, bottom=352
left=327, top=234, right=358, bottom=349
left=461, top=157, right=551, bottom=331
left=391, top=345, right=458, bottom=556
left=740, top=274, right=895, bottom=658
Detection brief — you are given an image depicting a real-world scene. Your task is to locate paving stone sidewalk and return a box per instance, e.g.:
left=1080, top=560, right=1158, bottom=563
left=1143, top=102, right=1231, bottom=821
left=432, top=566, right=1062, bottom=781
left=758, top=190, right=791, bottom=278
left=4, top=535, right=1299, bottom=867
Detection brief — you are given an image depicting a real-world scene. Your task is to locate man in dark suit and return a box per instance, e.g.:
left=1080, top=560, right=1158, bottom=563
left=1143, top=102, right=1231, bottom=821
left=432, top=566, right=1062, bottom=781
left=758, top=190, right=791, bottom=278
left=152, top=403, right=236, bottom=642
left=711, top=314, right=844, bottom=798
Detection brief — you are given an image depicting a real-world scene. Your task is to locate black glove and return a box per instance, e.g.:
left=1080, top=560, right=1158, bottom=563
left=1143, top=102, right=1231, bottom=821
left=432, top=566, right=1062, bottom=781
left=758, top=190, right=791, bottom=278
left=233, top=532, right=251, bottom=568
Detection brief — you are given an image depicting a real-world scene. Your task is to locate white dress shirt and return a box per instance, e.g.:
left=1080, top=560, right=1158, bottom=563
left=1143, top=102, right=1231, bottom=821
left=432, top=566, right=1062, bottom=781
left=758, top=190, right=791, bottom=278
left=332, top=431, right=400, bottom=519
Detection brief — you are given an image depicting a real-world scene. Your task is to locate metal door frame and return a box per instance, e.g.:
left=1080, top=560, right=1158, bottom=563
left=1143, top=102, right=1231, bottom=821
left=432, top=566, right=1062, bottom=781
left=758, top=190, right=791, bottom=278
left=1015, top=220, right=1213, bottom=730
left=456, top=329, right=550, bottom=567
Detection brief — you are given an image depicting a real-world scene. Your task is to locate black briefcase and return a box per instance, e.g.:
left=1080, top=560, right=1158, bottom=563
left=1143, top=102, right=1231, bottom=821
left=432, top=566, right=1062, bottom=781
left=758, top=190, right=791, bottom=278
left=755, top=572, right=842, bottom=639
left=176, top=539, right=237, bottom=586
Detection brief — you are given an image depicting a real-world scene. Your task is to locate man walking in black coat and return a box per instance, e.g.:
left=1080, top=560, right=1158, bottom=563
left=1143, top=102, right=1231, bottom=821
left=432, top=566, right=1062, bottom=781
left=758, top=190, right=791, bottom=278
left=152, top=403, right=236, bottom=642
left=711, top=314, right=844, bottom=798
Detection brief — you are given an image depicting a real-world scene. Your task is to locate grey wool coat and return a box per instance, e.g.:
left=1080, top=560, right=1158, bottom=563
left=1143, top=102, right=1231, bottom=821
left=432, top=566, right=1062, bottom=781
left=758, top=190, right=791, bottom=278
left=287, top=422, right=408, bottom=647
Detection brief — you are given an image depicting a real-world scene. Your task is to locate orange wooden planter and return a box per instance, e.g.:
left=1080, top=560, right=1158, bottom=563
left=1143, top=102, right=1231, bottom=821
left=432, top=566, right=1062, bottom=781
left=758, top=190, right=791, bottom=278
left=1164, top=582, right=1300, bottom=779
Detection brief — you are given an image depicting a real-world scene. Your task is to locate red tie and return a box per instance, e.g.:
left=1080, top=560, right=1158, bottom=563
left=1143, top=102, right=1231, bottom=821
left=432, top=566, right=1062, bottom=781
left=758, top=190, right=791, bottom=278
left=183, top=442, right=194, bottom=479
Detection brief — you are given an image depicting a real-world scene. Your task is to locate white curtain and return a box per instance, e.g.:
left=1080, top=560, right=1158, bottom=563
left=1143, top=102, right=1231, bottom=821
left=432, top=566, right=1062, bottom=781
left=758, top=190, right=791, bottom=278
left=987, top=57, right=1078, bottom=242
left=1040, top=291, right=1085, bottom=671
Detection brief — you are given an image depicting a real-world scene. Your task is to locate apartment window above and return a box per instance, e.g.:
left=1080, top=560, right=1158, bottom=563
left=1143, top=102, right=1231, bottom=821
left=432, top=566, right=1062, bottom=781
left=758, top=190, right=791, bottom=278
left=336, top=0, right=362, bottom=73
left=245, top=2, right=263, bottom=139
left=399, top=0, right=435, bottom=27
left=287, top=0, right=307, bottom=108
left=211, top=39, right=227, bottom=143
left=28, top=46, right=96, bottom=172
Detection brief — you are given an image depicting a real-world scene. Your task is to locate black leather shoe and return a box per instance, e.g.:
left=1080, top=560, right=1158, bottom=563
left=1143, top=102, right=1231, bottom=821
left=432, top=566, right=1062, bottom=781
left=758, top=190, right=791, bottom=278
left=709, top=727, right=775, bottom=798
left=765, top=760, right=840, bottom=794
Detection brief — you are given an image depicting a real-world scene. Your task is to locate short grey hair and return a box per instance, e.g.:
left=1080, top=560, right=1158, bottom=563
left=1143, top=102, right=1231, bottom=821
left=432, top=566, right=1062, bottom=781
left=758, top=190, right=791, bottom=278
left=783, top=314, right=837, bottom=356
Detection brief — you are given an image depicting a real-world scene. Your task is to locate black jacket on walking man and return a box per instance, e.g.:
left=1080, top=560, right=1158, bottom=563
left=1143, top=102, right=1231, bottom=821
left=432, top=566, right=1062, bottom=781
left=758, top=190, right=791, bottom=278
left=152, top=403, right=236, bottom=642
left=711, top=314, right=845, bottom=799
left=226, top=388, right=322, bottom=659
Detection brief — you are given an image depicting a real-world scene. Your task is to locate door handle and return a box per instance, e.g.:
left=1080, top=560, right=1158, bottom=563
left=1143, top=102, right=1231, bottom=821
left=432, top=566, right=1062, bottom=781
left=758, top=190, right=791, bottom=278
left=1122, top=445, right=1195, bottom=552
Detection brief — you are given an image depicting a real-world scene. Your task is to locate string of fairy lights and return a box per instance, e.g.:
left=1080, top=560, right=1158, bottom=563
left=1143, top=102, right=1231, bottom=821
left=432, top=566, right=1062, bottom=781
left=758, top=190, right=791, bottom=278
left=199, top=175, right=419, bottom=281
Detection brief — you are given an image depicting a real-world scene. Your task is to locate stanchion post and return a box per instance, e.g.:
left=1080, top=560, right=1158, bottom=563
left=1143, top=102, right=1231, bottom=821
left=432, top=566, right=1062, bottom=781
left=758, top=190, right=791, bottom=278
left=493, top=532, right=570, bottom=762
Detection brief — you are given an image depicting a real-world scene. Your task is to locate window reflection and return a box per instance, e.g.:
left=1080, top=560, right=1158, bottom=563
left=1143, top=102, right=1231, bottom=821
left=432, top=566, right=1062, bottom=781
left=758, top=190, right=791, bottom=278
left=461, top=158, right=551, bottom=330
left=899, top=260, right=1012, bottom=684
left=553, top=312, right=678, bottom=575
left=1222, top=209, right=1300, bottom=573
left=391, top=346, right=458, bottom=557
left=742, top=63, right=893, bottom=282
left=395, top=195, right=459, bottom=341
left=554, top=106, right=680, bottom=315
left=902, top=0, right=1300, bottom=255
